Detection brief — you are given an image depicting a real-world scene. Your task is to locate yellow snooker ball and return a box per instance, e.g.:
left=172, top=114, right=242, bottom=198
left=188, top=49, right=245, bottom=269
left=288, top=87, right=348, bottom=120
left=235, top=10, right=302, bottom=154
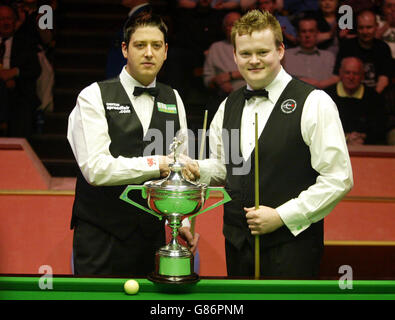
left=124, top=279, right=139, bottom=295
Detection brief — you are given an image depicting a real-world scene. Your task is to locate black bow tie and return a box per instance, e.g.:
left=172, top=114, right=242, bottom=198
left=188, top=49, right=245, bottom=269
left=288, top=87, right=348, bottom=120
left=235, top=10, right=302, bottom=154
left=133, top=86, right=159, bottom=97
left=243, top=88, right=269, bottom=100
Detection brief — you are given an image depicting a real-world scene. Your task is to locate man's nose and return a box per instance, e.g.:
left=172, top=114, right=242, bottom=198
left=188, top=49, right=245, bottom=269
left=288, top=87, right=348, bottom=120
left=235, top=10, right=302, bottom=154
left=145, top=45, right=153, bottom=57
left=250, top=53, right=259, bottom=64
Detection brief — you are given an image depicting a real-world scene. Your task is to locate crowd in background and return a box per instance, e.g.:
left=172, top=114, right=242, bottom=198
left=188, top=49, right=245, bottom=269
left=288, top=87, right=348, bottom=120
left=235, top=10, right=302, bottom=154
left=0, top=0, right=394, bottom=146
left=0, top=0, right=56, bottom=138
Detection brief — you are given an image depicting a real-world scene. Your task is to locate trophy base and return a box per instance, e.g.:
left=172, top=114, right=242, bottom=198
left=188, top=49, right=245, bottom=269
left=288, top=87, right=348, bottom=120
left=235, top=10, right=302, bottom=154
left=148, top=272, right=199, bottom=284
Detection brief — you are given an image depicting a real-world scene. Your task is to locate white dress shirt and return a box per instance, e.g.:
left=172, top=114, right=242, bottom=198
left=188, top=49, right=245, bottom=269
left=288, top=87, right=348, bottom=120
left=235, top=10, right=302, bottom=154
left=67, top=67, right=188, bottom=186
left=0, top=36, right=12, bottom=69
left=199, top=67, right=353, bottom=236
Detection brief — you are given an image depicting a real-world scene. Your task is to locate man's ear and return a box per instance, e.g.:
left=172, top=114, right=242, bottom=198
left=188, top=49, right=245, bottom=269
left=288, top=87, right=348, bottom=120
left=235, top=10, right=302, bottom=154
left=121, top=41, right=128, bottom=59
left=277, top=42, right=285, bottom=60
left=164, top=43, right=168, bottom=61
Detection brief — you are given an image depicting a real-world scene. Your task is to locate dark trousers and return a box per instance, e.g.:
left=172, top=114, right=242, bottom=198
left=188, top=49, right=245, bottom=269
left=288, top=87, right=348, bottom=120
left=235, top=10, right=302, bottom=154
left=225, top=232, right=324, bottom=279
left=73, top=219, right=166, bottom=277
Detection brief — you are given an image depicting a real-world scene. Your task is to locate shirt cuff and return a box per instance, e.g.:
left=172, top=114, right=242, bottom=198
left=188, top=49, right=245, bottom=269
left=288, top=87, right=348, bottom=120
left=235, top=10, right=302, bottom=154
left=196, top=160, right=212, bottom=185
left=182, top=218, right=191, bottom=228
left=276, top=199, right=312, bottom=236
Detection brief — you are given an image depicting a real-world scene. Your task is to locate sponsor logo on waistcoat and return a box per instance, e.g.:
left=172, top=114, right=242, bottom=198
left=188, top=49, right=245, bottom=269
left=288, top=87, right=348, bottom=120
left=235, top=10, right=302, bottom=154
left=280, top=99, right=297, bottom=114
left=157, top=102, right=177, bottom=114
left=105, top=103, right=131, bottom=114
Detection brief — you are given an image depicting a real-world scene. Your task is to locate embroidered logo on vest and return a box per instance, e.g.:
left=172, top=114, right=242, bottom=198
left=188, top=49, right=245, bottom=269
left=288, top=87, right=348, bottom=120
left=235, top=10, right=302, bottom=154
left=105, top=103, right=131, bottom=114
left=157, top=102, right=177, bottom=114
left=280, top=99, right=297, bottom=114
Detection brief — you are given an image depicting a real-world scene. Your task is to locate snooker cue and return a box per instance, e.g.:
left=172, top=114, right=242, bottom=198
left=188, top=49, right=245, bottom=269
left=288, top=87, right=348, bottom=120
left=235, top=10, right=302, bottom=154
left=254, top=113, right=260, bottom=279
left=190, top=109, right=208, bottom=235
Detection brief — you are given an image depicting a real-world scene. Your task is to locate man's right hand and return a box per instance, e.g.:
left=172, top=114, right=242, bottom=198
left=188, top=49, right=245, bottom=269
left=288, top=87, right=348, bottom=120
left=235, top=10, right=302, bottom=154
left=158, top=155, right=173, bottom=178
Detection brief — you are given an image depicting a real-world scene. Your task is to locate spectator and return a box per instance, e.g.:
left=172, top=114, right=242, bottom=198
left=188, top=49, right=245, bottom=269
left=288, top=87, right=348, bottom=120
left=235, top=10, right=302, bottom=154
left=240, top=0, right=257, bottom=11
left=334, top=9, right=393, bottom=94
left=340, top=0, right=381, bottom=14
left=0, top=4, right=41, bottom=138
left=15, top=0, right=56, bottom=133
left=178, top=0, right=240, bottom=11
left=326, top=57, right=387, bottom=145
left=15, top=0, right=56, bottom=50
left=173, top=0, right=226, bottom=57
left=281, top=0, right=319, bottom=21
left=204, top=12, right=245, bottom=96
left=313, top=0, right=342, bottom=55
left=258, top=0, right=298, bottom=47
left=376, top=0, right=395, bottom=59
left=283, top=16, right=339, bottom=88
left=165, top=0, right=225, bottom=99
left=203, top=11, right=245, bottom=121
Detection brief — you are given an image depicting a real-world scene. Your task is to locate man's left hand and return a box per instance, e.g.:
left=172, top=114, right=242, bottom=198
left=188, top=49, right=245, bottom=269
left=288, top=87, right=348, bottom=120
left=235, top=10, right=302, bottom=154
left=178, top=154, right=200, bottom=181
left=245, top=206, right=284, bottom=235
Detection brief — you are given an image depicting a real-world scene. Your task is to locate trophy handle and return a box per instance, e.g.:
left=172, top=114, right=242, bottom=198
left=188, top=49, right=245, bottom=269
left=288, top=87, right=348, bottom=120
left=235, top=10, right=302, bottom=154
left=188, top=187, right=231, bottom=220
left=119, top=185, right=163, bottom=220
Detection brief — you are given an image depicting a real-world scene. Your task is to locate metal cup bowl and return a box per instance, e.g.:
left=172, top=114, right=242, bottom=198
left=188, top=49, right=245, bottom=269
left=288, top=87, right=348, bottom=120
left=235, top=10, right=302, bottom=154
left=144, top=179, right=207, bottom=218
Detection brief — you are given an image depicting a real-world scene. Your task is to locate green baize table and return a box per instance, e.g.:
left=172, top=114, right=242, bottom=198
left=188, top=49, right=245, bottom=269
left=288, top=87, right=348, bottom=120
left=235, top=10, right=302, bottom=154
left=1, top=276, right=394, bottom=300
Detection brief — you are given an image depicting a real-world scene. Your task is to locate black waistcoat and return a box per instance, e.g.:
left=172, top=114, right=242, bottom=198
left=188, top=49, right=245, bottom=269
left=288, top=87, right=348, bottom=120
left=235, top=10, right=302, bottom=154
left=71, top=78, right=180, bottom=240
left=222, top=78, right=322, bottom=250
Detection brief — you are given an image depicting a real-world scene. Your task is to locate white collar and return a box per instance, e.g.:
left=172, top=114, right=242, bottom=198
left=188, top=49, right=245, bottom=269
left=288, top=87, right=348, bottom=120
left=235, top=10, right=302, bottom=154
left=246, top=67, right=292, bottom=104
left=119, top=66, right=156, bottom=89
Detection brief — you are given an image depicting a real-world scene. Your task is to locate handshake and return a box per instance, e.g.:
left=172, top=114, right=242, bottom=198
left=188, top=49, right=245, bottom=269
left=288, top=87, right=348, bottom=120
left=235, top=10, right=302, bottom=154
left=158, top=154, right=200, bottom=181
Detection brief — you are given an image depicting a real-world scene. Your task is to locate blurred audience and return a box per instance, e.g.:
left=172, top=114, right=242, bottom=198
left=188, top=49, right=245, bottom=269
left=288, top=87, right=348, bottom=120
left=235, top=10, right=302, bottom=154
left=281, top=0, right=319, bottom=20
left=340, top=0, right=382, bottom=14
left=283, top=16, right=339, bottom=88
left=376, top=0, right=395, bottom=59
left=178, top=0, right=240, bottom=11
left=1, top=0, right=392, bottom=146
left=326, top=57, right=387, bottom=145
left=162, top=0, right=225, bottom=99
left=16, top=0, right=56, bottom=52
left=240, top=0, right=257, bottom=11
left=203, top=11, right=245, bottom=120
left=258, top=0, right=297, bottom=47
left=15, top=0, right=56, bottom=130
left=312, top=0, right=342, bottom=55
left=0, top=4, right=41, bottom=138
left=334, top=9, right=393, bottom=94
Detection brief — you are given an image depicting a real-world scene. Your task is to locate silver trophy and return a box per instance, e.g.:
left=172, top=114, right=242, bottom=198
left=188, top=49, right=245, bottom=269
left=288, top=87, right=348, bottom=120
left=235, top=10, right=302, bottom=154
left=120, top=137, right=231, bottom=283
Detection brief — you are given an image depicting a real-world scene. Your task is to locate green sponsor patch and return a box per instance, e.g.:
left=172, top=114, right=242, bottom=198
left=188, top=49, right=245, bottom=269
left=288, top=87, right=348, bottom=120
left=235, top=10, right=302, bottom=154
left=157, top=102, right=177, bottom=114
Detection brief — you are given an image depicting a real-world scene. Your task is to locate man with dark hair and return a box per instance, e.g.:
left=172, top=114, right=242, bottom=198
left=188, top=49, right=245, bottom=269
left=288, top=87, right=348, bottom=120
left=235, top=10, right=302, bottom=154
left=68, top=12, right=198, bottom=276
left=105, top=1, right=152, bottom=79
